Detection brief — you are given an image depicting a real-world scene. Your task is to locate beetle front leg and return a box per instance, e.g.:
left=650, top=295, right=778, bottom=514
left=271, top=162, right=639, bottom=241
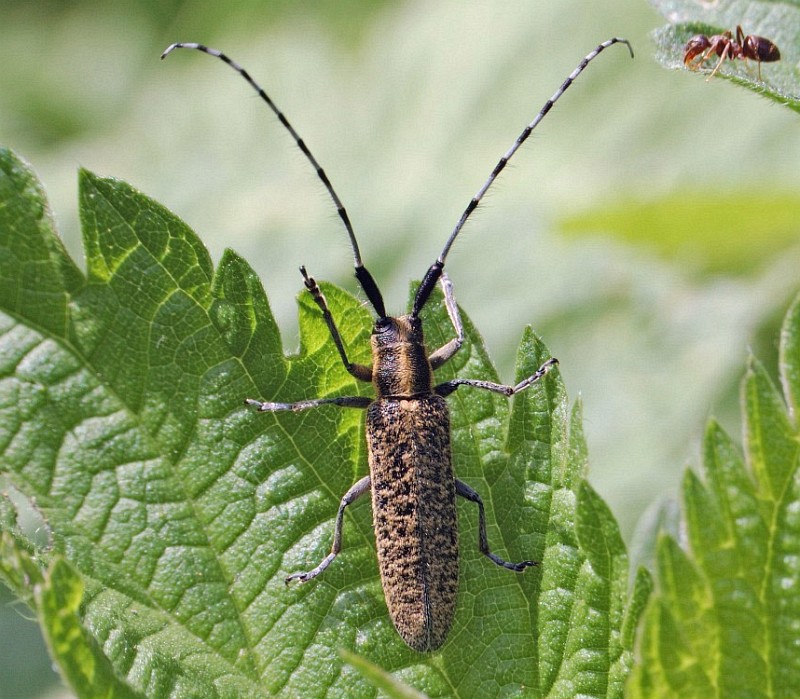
left=455, top=479, right=537, bottom=571
left=286, top=475, right=371, bottom=583
left=428, top=272, right=465, bottom=369
left=301, top=266, right=373, bottom=383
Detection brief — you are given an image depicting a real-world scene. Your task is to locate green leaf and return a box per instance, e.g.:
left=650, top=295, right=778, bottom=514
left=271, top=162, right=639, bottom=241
left=340, top=649, right=428, bottom=699
left=0, top=493, right=14, bottom=532
left=0, top=529, right=44, bottom=600
left=628, top=293, right=800, bottom=697
left=558, top=192, right=800, bottom=276
left=1, top=145, right=644, bottom=697
left=37, top=556, right=147, bottom=699
left=650, top=0, right=800, bottom=111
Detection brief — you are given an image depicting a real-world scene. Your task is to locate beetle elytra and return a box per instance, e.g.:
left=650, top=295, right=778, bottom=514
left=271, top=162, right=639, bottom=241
left=162, top=36, right=633, bottom=652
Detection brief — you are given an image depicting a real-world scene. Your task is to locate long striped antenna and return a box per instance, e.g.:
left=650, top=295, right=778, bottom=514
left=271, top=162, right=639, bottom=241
left=161, top=42, right=387, bottom=318
left=412, top=37, right=633, bottom=316
left=162, top=39, right=633, bottom=319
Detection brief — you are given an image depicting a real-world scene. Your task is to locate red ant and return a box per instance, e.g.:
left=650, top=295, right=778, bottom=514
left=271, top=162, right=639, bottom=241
left=683, top=25, right=780, bottom=80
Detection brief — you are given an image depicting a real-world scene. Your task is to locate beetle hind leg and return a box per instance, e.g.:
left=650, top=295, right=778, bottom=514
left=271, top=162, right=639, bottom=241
left=285, top=475, right=371, bottom=584
left=456, top=479, right=538, bottom=572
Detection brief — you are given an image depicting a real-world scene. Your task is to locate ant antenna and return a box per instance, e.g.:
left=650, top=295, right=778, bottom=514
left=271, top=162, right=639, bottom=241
left=161, top=42, right=387, bottom=318
left=413, top=37, right=634, bottom=316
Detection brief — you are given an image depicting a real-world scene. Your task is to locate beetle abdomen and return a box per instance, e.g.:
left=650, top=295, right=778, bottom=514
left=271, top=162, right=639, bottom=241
left=366, top=395, right=458, bottom=652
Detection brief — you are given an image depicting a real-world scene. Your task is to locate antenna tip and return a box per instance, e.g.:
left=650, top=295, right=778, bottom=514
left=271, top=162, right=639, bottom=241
left=161, top=43, right=180, bottom=60
left=617, top=37, right=635, bottom=59
left=161, top=42, right=202, bottom=60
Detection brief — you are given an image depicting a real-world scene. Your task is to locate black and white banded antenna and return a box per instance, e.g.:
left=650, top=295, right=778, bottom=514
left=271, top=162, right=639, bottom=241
left=162, top=37, right=633, bottom=320
left=412, top=36, right=633, bottom=315
left=161, top=42, right=388, bottom=319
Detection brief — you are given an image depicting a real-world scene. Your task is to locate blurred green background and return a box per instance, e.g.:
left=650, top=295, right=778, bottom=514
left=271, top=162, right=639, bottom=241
left=1, top=1, right=799, bottom=696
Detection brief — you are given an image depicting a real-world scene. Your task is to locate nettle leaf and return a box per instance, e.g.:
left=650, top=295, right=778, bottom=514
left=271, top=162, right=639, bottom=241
left=651, top=0, right=800, bottom=111
left=0, top=146, right=645, bottom=698
left=558, top=192, right=800, bottom=277
left=340, top=649, right=428, bottom=699
left=628, top=292, right=800, bottom=697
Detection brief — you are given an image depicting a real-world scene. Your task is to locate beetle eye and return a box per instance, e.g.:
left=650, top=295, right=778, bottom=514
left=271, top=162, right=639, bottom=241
left=374, top=318, right=391, bottom=333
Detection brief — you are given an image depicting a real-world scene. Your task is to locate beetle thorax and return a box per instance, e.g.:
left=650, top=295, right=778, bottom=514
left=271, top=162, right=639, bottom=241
left=371, top=314, right=433, bottom=398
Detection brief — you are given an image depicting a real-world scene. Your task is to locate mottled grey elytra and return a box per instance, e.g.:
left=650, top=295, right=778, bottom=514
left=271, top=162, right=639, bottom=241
left=162, top=37, right=632, bottom=652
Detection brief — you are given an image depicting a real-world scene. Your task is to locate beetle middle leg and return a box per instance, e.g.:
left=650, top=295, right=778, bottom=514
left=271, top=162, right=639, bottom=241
left=455, top=480, right=537, bottom=571
left=245, top=395, right=372, bottom=412
left=434, top=357, right=558, bottom=399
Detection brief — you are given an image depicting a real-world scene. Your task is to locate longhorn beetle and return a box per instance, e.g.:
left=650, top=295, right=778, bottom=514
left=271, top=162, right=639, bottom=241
left=162, top=37, right=633, bottom=652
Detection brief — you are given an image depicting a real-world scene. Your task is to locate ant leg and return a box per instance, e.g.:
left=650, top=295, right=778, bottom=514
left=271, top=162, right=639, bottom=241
left=286, top=476, right=371, bottom=583
left=707, top=43, right=732, bottom=80
left=455, top=479, right=538, bottom=571
left=428, top=273, right=465, bottom=369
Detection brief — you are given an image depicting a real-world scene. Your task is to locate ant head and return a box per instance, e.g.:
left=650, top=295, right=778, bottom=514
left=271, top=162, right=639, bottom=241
left=684, top=35, right=712, bottom=64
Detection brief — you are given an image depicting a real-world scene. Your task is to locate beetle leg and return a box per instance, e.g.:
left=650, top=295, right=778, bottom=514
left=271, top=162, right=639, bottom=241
left=286, top=475, right=372, bottom=584
left=245, top=395, right=371, bottom=412
left=301, top=266, right=373, bottom=382
left=455, top=479, right=537, bottom=571
left=434, top=357, right=558, bottom=398
left=428, top=272, right=465, bottom=369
